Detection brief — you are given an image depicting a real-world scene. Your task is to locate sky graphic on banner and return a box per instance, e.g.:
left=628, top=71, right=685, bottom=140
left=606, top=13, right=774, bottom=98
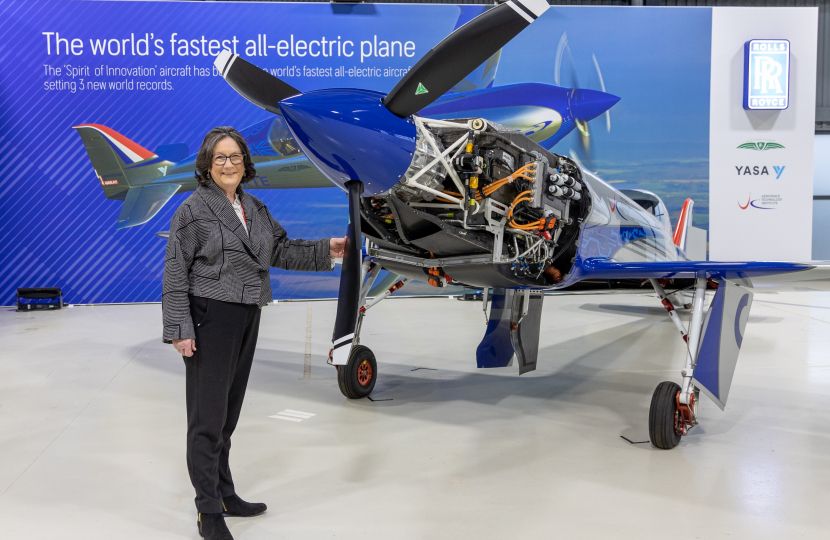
left=0, top=1, right=711, bottom=305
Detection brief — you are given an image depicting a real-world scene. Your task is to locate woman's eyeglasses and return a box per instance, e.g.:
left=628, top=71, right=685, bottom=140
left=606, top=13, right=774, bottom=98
left=213, top=153, right=244, bottom=166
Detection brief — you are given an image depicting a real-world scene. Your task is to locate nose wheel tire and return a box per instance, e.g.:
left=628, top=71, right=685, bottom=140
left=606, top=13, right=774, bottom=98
left=337, top=345, right=377, bottom=399
left=649, top=381, right=683, bottom=450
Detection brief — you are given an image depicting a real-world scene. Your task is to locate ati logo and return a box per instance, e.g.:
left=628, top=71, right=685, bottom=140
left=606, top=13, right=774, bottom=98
left=737, top=141, right=784, bottom=151
left=738, top=193, right=781, bottom=210
left=735, top=165, right=785, bottom=179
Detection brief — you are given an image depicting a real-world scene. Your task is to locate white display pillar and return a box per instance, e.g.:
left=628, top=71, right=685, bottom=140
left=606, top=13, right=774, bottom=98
left=709, top=7, right=818, bottom=261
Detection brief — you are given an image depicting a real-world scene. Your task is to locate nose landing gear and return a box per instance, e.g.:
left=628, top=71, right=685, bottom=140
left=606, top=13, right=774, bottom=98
left=648, top=381, right=698, bottom=449
left=337, top=345, right=378, bottom=399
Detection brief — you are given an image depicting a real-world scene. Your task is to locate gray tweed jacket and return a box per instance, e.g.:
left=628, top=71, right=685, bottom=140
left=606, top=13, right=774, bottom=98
left=162, top=181, right=332, bottom=343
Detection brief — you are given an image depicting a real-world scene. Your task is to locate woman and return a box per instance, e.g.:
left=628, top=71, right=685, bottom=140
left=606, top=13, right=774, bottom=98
left=162, top=126, right=345, bottom=540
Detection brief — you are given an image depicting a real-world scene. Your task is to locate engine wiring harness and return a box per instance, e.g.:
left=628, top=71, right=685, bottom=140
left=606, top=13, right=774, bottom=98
left=364, top=117, right=589, bottom=286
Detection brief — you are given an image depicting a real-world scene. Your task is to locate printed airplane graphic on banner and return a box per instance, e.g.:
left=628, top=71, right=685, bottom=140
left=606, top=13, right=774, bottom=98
left=73, top=9, right=619, bottom=231
left=75, top=80, right=619, bottom=230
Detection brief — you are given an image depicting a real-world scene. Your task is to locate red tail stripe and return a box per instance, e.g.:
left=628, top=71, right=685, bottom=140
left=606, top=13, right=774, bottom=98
left=72, top=123, right=156, bottom=160
left=673, top=198, right=692, bottom=247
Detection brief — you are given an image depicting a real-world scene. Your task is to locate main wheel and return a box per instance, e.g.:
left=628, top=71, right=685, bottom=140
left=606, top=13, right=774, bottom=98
left=649, top=381, right=682, bottom=450
left=337, top=345, right=377, bottom=399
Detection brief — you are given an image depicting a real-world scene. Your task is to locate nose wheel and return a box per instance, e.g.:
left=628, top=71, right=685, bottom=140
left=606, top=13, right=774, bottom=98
left=649, top=381, right=683, bottom=449
left=337, top=345, right=377, bottom=399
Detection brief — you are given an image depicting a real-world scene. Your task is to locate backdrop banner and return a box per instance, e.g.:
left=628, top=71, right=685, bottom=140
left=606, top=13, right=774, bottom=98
left=1, top=2, right=716, bottom=304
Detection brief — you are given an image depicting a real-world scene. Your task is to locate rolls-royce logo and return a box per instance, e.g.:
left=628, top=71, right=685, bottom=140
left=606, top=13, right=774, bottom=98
left=743, top=40, right=790, bottom=110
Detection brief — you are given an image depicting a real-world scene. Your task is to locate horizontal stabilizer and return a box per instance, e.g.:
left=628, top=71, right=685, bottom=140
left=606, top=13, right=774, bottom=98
left=116, top=184, right=181, bottom=230
left=692, top=279, right=753, bottom=410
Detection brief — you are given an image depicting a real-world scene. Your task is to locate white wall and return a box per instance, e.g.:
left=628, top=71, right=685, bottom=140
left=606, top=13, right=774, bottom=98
left=813, top=134, right=830, bottom=260
left=815, top=134, right=830, bottom=195
left=709, top=8, right=818, bottom=261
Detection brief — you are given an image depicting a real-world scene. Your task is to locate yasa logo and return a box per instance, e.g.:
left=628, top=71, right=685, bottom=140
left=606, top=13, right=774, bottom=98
left=738, top=193, right=780, bottom=210
left=735, top=165, right=785, bottom=179
left=737, top=141, right=784, bottom=151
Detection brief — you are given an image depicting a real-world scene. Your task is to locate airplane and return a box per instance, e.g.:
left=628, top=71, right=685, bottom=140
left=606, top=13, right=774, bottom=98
left=72, top=5, right=618, bottom=232
left=212, top=0, right=830, bottom=450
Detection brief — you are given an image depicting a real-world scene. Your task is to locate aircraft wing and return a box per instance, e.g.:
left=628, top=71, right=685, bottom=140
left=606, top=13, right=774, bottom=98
left=579, top=258, right=830, bottom=289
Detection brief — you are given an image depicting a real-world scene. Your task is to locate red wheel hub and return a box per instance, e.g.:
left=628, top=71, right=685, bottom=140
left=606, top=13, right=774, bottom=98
left=675, top=391, right=696, bottom=436
left=356, top=359, right=372, bottom=386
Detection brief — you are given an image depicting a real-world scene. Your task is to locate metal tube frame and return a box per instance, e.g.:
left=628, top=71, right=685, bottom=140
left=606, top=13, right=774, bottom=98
left=482, top=287, right=489, bottom=324
left=679, top=278, right=708, bottom=405
left=649, top=278, right=689, bottom=342
left=361, top=276, right=410, bottom=313
left=405, top=117, right=468, bottom=205
left=353, top=260, right=382, bottom=347
left=415, top=116, right=466, bottom=195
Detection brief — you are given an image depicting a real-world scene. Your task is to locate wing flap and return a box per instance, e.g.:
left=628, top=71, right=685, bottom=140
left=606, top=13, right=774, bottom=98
left=692, top=279, right=753, bottom=410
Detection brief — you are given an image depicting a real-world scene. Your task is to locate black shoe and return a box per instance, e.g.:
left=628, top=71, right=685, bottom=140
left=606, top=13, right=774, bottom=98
left=198, top=512, right=233, bottom=540
left=222, top=494, right=267, bottom=517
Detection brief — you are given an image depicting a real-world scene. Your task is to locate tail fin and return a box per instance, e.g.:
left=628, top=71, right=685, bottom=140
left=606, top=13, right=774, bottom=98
left=673, top=198, right=694, bottom=251
left=72, top=124, right=163, bottom=200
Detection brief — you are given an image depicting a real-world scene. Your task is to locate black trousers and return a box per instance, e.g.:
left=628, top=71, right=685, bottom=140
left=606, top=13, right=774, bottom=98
left=184, top=295, right=261, bottom=514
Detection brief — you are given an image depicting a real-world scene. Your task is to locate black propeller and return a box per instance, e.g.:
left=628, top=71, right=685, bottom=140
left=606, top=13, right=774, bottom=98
left=214, top=0, right=550, bottom=377
left=382, top=0, right=549, bottom=118
left=215, top=51, right=300, bottom=114
left=330, top=181, right=363, bottom=365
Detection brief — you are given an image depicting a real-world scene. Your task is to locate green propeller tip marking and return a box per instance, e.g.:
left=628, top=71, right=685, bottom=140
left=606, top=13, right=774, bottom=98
left=415, top=83, right=428, bottom=95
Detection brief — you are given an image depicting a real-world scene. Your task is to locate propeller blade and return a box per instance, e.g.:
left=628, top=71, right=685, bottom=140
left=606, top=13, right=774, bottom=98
left=575, top=118, right=593, bottom=167
left=214, top=50, right=300, bottom=114
left=382, top=0, right=549, bottom=118
left=592, top=54, right=612, bottom=133
left=331, top=181, right=364, bottom=365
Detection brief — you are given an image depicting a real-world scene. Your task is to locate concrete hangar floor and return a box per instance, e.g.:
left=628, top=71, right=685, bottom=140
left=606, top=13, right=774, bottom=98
left=0, top=290, right=828, bottom=539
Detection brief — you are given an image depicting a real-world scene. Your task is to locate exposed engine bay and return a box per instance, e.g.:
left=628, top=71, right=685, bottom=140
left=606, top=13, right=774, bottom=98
left=359, top=117, right=591, bottom=289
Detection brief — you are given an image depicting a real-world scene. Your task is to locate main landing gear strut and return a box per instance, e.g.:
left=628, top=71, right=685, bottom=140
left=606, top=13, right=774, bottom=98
left=648, top=278, right=707, bottom=449
left=331, top=256, right=409, bottom=399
